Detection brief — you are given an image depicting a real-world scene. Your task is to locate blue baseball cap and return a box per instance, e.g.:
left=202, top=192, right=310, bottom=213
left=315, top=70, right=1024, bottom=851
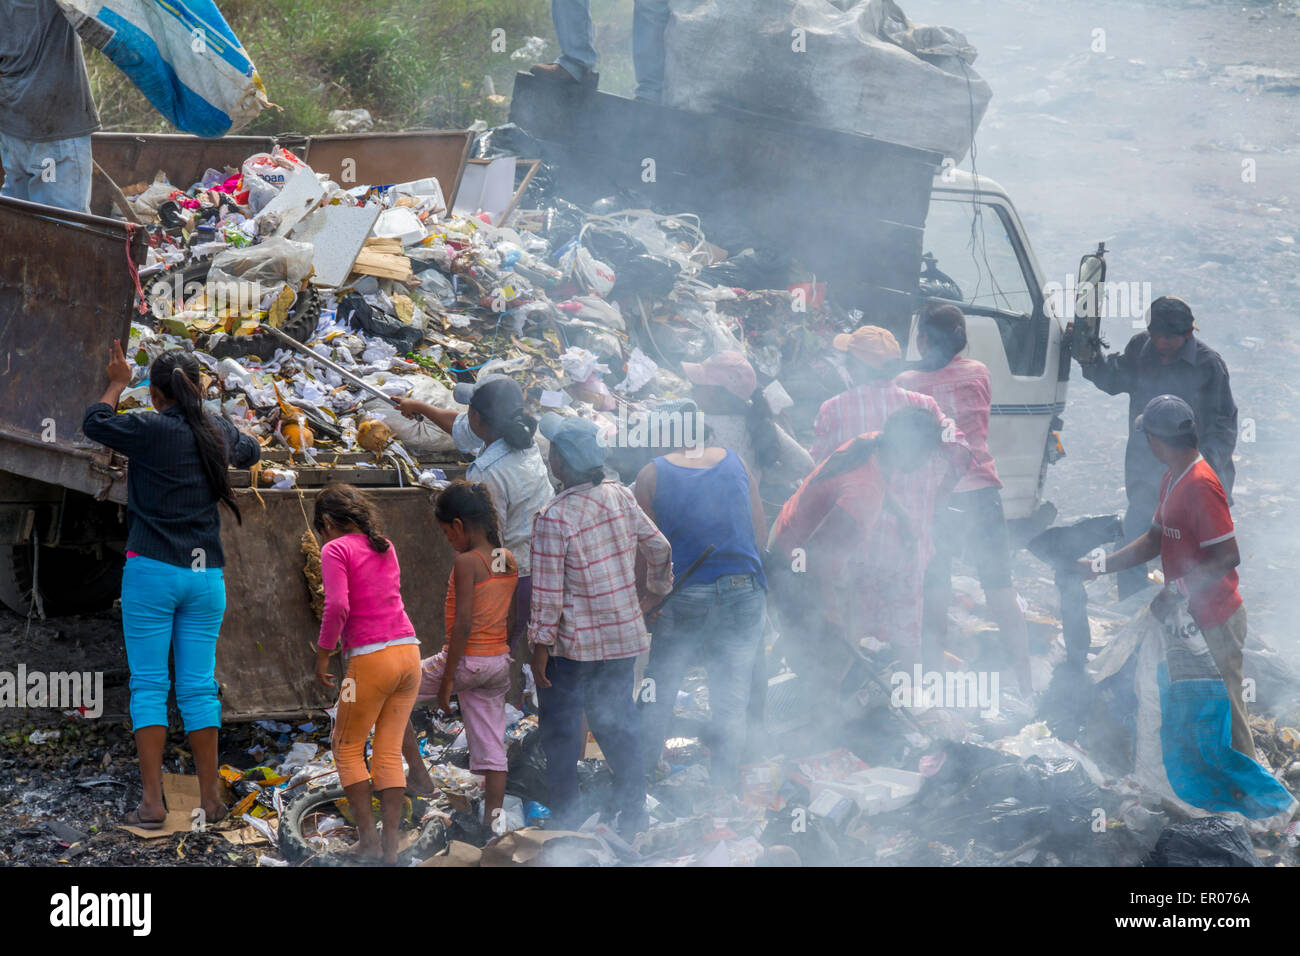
left=1135, top=394, right=1196, bottom=440
left=539, top=412, right=607, bottom=473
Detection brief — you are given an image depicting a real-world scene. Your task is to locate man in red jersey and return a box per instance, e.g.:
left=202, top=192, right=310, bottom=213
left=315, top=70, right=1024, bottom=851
left=1082, top=394, right=1252, bottom=758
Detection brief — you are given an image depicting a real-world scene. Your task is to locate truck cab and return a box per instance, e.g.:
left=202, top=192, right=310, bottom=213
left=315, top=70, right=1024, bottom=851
left=916, top=168, right=1070, bottom=527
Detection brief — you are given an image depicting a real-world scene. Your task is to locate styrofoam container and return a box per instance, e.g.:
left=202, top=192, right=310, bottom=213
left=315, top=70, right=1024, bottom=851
left=812, top=767, right=924, bottom=816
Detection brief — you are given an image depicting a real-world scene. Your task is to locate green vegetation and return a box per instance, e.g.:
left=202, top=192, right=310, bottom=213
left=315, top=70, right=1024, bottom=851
left=87, top=0, right=636, bottom=136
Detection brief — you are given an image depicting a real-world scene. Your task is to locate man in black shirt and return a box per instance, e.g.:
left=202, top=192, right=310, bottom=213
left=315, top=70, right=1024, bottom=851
left=1077, top=296, right=1238, bottom=598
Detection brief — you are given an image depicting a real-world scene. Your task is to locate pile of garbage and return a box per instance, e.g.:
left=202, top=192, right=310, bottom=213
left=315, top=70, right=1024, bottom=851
left=124, top=132, right=856, bottom=487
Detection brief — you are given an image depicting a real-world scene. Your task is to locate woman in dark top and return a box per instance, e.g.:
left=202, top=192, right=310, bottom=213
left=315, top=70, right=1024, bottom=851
left=83, top=341, right=260, bottom=829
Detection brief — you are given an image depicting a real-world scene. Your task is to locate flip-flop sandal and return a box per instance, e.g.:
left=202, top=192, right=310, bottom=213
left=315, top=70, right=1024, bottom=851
left=124, top=807, right=167, bottom=830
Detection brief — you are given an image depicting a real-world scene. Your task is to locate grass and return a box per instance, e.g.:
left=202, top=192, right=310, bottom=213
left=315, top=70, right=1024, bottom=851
left=87, top=0, right=594, bottom=135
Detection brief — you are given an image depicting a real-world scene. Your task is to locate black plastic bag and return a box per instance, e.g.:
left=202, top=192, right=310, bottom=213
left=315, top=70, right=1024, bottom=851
left=470, top=123, right=544, bottom=160
left=1146, top=817, right=1263, bottom=867
left=505, top=735, right=549, bottom=805
left=336, top=291, right=423, bottom=352
left=576, top=758, right=617, bottom=821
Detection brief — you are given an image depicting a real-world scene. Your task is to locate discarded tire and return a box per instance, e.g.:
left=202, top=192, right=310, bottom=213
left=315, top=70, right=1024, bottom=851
left=147, top=256, right=321, bottom=361
left=277, top=783, right=448, bottom=866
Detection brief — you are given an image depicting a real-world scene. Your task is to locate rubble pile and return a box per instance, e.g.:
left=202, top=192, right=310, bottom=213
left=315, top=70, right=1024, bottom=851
left=123, top=135, right=853, bottom=488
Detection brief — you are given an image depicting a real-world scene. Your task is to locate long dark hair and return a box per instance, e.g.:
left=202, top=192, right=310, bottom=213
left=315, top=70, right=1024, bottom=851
left=313, top=483, right=389, bottom=552
left=150, top=350, right=240, bottom=524
left=745, top=387, right=785, bottom=470
left=434, top=480, right=502, bottom=548
left=813, top=435, right=882, bottom=484
left=812, top=406, right=945, bottom=484
left=913, top=303, right=968, bottom=372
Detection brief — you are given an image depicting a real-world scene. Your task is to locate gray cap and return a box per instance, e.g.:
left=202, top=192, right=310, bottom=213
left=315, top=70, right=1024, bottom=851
left=539, top=412, right=606, bottom=473
left=1135, top=394, right=1196, bottom=440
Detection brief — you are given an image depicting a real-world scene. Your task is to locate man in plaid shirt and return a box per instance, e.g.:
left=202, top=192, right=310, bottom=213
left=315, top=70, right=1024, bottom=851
left=528, top=413, right=672, bottom=837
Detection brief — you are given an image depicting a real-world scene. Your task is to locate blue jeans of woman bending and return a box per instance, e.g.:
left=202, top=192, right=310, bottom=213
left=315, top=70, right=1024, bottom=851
left=120, top=555, right=227, bottom=731
left=640, top=574, right=766, bottom=790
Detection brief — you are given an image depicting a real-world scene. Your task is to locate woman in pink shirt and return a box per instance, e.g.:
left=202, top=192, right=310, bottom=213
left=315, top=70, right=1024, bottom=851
left=313, top=484, right=421, bottom=864
left=896, top=304, right=1032, bottom=700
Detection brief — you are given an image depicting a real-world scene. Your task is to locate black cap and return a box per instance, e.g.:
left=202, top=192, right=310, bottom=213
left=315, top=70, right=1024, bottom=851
left=455, top=375, right=524, bottom=428
left=1147, top=296, right=1195, bottom=335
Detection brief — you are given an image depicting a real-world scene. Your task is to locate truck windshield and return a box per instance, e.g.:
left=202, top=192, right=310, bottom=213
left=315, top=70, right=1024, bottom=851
left=921, top=197, right=1047, bottom=376
left=922, top=198, right=1035, bottom=316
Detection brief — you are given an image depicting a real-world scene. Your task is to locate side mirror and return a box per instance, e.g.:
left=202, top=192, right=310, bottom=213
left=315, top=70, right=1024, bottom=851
left=1070, top=242, right=1107, bottom=364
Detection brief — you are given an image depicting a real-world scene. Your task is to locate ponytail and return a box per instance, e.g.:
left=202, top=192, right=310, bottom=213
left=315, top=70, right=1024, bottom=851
left=745, top=387, right=784, bottom=469
left=313, top=484, right=389, bottom=552
left=498, top=409, right=538, bottom=451
left=150, top=350, right=241, bottom=524
left=434, top=480, right=503, bottom=548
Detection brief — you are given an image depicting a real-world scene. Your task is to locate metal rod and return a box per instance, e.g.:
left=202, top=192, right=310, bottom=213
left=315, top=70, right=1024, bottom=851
left=262, top=325, right=400, bottom=408
left=643, top=544, right=717, bottom=620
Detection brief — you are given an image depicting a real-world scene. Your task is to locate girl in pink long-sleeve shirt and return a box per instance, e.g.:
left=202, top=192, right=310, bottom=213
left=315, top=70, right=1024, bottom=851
left=313, top=484, right=421, bottom=864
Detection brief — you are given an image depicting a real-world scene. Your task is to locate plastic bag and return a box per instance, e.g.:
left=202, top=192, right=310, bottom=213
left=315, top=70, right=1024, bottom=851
left=57, top=0, right=271, bottom=137
left=336, top=292, right=423, bottom=352
left=664, top=0, right=990, bottom=161
left=207, top=237, right=315, bottom=291
left=1146, top=817, right=1263, bottom=868
left=366, top=375, right=458, bottom=455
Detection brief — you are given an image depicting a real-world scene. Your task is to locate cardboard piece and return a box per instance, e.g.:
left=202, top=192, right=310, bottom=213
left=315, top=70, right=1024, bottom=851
left=290, top=203, right=382, bottom=287
left=120, top=773, right=204, bottom=839
left=418, top=839, right=483, bottom=867
left=219, top=825, right=271, bottom=846
left=452, top=156, right=517, bottom=223
left=479, top=827, right=606, bottom=867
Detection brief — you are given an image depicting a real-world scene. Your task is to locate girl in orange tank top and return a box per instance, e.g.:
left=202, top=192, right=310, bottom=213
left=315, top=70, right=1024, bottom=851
left=403, top=481, right=517, bottom=828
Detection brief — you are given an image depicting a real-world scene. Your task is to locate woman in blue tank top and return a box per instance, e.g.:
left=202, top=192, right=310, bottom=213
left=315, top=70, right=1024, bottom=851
left=633, top=407, right=768, bottom=793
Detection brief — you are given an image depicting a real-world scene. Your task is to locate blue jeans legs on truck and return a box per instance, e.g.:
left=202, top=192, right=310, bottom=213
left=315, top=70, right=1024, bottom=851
left=119, top=556, right=226, bottom=730
left=0, top=133, right=92, bottom=214
left=640, top=575, right=765, bottom=791
left=550, top=0, right=668, bottom=100
left=1119, top=483, right=1160, bottom=600
left=539, top=655, right=646, bottom=833
left=552, top=0, right=598, bottom=80
left=632, top=0, right=669, bottom=101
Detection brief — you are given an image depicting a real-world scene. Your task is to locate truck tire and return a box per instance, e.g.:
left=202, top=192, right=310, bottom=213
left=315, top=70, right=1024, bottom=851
left=277, top=783, right=448, bottom=866
left=0, top=543, right=123, bottom=617
left=208, top=285, right=321, bottom=361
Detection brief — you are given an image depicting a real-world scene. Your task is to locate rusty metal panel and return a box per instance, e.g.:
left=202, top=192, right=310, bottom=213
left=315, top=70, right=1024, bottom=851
left=216, top=486, right=455, bottom=720
left=299, top=132, right=474, bottom=207
left=89, top=131, right=474, bottom=207
left=0, top=197, right=144, bottom=501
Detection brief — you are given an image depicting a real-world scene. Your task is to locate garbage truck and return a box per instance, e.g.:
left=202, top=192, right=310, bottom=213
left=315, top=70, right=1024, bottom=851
left=509, top=73, right=1087, bottom=526
left=0, top=85, right=1098, bottom=718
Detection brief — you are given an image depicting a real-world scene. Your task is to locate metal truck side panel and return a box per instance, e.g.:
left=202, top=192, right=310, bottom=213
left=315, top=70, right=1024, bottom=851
left=216, top=486, right=455, bottom=720
left=0, top=197, right=145, bottom=501
left=88, top=131, right=474, bottom=213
